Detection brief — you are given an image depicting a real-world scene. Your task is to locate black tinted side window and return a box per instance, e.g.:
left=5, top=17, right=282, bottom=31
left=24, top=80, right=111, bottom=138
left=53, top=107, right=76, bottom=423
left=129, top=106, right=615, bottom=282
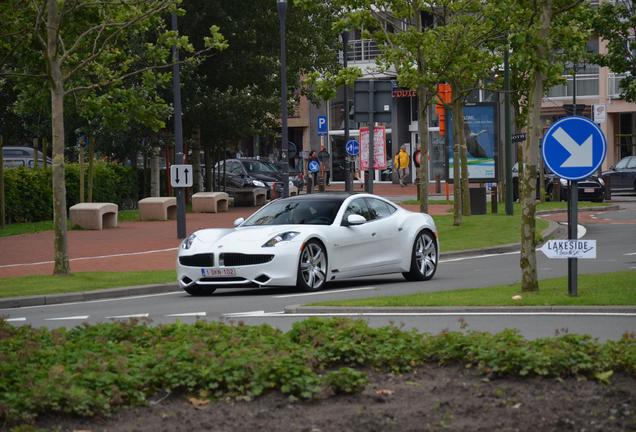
left=344, top=198, right=371, bottom=221
left=366, top=198, right=395, bottom=220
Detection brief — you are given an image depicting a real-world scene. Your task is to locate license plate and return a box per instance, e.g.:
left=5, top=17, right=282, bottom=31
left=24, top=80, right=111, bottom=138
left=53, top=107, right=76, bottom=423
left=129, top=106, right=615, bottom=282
left=584, top=188, right=594, bottom=193
left=201, top=268, right=236, bottom=277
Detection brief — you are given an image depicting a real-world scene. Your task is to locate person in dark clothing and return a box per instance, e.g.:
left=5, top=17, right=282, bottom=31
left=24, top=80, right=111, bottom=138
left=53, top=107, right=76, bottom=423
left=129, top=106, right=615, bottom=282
left=318, top=144, right=331, bottom=185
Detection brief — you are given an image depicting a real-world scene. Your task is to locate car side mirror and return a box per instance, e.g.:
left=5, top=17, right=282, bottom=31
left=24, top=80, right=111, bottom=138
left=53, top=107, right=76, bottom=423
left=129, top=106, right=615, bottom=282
left=233, top=217, right=245, bottom=227
left=609, top=165, right=615, bottom=170
left=343, top=214, right=366, bottom=226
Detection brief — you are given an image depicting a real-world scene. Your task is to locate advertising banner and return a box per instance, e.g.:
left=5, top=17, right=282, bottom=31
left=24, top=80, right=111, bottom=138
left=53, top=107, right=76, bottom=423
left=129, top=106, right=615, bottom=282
left=359, top=126, right=388, bottom=170
left=446, top=103, right=498, bottom=182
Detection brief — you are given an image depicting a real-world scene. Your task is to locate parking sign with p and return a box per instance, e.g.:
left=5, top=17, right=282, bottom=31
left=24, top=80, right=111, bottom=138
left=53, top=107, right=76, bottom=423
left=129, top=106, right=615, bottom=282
left=317, top=115, right=328, bottom=136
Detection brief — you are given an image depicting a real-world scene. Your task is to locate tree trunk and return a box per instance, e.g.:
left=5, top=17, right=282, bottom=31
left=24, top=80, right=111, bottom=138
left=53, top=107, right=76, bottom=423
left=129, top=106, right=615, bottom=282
left=192, top=128, right=202, bottom=193
left=451, top=98, right=462, bottom=226
left=520, top=1, right=552, bottom=292
left=87, top=136, right=95, bottom=202
left=79, top=140, right=85, bottom=203
left=150, top=146, right=161, bottom=197
left=415, top=8, right=429, bottom=214
left=0, top=134, right=5, bottom=229
left=204, top=143, right=212, bottom=192
left=457, top=101, right=471, bottom=216
left=42, top=137, right=48, bottom=169
left=47, top=0, right=70, bottom=275
left=33, top=138, right=39, bottom=169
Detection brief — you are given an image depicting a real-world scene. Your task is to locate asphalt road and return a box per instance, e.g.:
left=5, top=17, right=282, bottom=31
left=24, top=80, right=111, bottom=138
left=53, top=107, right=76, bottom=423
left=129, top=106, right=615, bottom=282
left=2, top=202, right=635, bottom=340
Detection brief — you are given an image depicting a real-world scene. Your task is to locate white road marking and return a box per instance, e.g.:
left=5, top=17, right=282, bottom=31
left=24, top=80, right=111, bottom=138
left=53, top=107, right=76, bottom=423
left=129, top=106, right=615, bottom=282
left=106, top=313, right=150, bottom=319
left=166, top=312, right=206, bottom=317
left=5, top=317, right=26, bottom=322
left=0, top=247, right=178, bottom=269
left=625, top=252, right=636, bottom=256
left=223, top=310, right=266, bottom=318
left=273, top=286, right=378, bottom=298
left=441, top=251, right=519, bottom=263
left=45, top=315, right=89, bottom=321
left=226, top=311, right=636, bottom=318
left=0, top=291, right=183, bottom=312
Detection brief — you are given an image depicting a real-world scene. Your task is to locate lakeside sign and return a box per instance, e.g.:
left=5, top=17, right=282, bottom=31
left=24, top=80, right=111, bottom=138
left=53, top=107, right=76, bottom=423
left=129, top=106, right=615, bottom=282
left=540, top=240, right=597, bottom=259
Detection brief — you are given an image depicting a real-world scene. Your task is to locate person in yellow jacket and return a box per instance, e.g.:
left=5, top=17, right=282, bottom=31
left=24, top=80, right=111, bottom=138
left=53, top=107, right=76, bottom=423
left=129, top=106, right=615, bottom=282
left=393, top=147, right=410, bottom=186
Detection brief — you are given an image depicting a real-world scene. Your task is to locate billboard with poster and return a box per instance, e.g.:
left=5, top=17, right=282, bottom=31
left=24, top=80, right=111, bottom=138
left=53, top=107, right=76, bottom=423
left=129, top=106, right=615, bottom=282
left=446, top=103, right=498, bottom=182
left=359, top=126, right=388, bottom=170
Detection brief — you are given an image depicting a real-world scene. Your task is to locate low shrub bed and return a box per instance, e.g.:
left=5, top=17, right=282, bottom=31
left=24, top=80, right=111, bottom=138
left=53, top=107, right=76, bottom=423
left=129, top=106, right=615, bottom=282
left=0, top=318, right=634, bottom=424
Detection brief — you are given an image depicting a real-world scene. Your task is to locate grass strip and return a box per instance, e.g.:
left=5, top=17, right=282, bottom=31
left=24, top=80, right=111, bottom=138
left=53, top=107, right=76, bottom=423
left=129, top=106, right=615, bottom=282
left=0, top=270, right=176, bottom=298
left=311, top=271, right=636, bottom=307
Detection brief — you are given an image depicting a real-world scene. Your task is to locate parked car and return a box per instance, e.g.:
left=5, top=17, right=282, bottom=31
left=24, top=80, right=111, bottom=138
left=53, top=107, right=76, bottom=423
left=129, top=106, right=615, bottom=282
left=602, top=156, right=636, bottom=192
left=214, top=159, right=284, bottom=198
left=512, top=162, right=605, bottom=202
left=3, top=146, right=51, bottom=168
left=265, top=161, right=305, bottom=192
left=177, top=192, right=439, bottom=295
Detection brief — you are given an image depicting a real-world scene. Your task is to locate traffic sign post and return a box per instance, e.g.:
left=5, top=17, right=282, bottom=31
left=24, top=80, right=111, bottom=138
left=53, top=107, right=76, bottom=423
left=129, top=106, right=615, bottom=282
left=542, top=116, right=607, bottom=296
left=346, top=139, right=359, bottom=156
left=170, top=164, right=193, bottom=188
left=317, top=115, right=328, bottom=136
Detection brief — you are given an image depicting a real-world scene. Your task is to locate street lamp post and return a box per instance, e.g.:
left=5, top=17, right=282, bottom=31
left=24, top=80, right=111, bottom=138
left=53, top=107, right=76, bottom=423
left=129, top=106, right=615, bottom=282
left=504, top=44, right=513, bottom=216
left=277, top=0, right=290, bottom=198
left=172, top=11, right=186, bottom=239
left=343, top=30, right=352, bottom=193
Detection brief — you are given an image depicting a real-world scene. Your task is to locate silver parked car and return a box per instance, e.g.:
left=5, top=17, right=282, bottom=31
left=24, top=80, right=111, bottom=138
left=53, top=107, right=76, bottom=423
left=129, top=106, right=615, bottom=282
left=2, top=146, right=51, bottom=168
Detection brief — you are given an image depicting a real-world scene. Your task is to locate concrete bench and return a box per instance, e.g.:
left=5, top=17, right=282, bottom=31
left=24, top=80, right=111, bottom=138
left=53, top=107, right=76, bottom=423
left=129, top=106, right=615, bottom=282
left=229, top=187, right=267, bottom=207
left=192, top=192, right=229, bottom=213
left=138, top=197, right=177, bottom=221
left=289, top=184, right=299, bottom=196
left=70, top=202, right=118, bottom=230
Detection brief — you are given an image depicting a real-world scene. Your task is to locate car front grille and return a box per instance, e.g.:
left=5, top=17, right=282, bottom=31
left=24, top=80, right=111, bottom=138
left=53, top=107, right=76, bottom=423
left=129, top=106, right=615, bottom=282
left=179, top=253, right=214, bottom=267
left=220, top=253, right=274, bottom=267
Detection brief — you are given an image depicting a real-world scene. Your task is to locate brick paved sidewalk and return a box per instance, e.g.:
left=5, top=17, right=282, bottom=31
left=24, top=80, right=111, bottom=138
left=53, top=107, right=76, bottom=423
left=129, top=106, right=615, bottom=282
left=0, top=183, right=451, bottom=278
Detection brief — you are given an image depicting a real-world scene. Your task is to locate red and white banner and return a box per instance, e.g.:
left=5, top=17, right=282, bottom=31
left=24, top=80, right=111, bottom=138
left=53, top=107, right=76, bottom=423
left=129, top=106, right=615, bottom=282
left=359, top=126, right=387, bottom=170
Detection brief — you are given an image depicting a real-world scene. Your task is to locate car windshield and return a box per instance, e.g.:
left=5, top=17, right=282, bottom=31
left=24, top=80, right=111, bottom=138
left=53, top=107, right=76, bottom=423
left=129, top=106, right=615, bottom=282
left=242, top=199, right=343, bottom=226
left=241, top=160, right=275, bottom=173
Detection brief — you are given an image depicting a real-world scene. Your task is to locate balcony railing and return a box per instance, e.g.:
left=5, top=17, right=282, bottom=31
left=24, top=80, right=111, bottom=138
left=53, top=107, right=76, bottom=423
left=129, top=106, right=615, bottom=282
left=342, top=39, right=381, bottom=63
left=546, top=74, right=599, bottom=98
left=608, top=73, right=628, bottom=98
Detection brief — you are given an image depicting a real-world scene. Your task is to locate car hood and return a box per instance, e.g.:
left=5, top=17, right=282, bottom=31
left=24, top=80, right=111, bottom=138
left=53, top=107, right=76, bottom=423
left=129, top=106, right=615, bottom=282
left=250, top=172, right=280, bottom=182
left=187, top=225, right=310, bottom=251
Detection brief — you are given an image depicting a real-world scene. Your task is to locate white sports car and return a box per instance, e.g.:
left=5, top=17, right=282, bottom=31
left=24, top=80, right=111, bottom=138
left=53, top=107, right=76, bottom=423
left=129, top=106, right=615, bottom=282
left=177, top=193, right=439, bottom=295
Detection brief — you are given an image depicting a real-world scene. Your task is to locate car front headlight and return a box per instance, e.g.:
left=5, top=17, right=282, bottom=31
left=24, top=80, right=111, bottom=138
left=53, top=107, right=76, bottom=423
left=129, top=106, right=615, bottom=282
left=181, top=233, right=197, bottom=249
left=559, top=178, right=568, bottom=186
left=597, top=177, right=605, bottom=186
left=262, top=231, right=300, bottom=247
left=252, top=180, right=266, bottom=187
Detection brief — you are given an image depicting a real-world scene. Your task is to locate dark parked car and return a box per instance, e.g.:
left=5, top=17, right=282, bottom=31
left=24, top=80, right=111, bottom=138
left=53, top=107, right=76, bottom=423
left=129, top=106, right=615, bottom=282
left=602, top=156, right=636, bottom=192
left=214, top=159, right=283, bottom=198
left=512, top=163, right=605, bottom=202
left=266, top=161, right=305, bottom=191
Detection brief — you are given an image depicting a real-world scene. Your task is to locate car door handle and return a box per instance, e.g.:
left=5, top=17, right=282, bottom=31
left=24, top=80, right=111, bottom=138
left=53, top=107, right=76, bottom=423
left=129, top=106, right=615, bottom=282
left=372, top=232, right=376, bottom=236
left=398, top=227, right=403, bottom=231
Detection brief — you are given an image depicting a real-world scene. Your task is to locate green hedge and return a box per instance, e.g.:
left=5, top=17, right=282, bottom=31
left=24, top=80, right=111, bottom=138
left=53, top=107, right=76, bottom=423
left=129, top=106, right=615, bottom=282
left=0, top=318, right=634, bottom=423
left=3, top=162, right=138, bottom=223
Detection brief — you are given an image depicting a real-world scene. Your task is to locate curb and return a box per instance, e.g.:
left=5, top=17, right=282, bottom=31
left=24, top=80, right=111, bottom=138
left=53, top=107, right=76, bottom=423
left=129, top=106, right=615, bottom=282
left=0, top=283, right=178, bottom=310
left=0, top=205, right=619, bottom=310
left=284, top=305, right=636, bottom=314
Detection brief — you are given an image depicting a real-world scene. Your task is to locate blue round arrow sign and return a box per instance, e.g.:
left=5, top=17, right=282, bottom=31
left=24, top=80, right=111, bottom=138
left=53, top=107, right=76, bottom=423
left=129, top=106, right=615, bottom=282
left=308, top=160, right=320, bottom=173
left=346, top=139, right=359, bottom=156
left=542, top=116, right=606, bottom=181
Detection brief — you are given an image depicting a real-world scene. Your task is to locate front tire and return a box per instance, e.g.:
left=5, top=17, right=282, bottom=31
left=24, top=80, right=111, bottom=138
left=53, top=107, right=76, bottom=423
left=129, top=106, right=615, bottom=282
left=296, top=240, right=328, bottom=291
left=184, top=284, right=217, bottom=296
left=403, top=230, right=438, bottom=281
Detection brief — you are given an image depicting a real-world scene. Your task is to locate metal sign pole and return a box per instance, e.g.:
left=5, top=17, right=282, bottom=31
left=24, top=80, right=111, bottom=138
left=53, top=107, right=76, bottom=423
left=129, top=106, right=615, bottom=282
left=367, top=80, right=374, bottom=194
left=172, top=12, right=186, bottom=239
left=567, top=180, right=578, bottom=296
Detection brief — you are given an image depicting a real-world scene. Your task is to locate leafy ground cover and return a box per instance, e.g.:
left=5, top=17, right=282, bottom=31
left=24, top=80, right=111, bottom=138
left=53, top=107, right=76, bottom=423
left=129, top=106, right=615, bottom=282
left=312, top=271, right=636, bottom=307
left=0, top=271, right=175, bottom=298
left=1, top=318, right=634, bottom=429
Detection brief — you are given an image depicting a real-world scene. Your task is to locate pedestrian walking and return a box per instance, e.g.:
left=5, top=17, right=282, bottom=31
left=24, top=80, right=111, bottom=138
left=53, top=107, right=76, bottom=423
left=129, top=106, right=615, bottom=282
left=394, top=147, right=409, bottom=186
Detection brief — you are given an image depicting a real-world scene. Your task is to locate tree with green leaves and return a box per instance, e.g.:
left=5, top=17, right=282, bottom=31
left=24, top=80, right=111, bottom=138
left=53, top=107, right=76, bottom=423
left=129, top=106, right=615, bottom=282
left=499, top=0, right=591, bottom=292
left=0, top=0, right=226, bottom=275
left=593, top=0, right=635, bottom=102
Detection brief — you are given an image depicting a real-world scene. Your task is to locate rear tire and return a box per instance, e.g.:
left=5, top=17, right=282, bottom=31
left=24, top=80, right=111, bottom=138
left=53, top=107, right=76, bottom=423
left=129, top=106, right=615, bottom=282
left=184, top=284, right=217, bottom=296
left=403, top=230, right=438, bottom=281
left=296, top=240, right=328, bottom=291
